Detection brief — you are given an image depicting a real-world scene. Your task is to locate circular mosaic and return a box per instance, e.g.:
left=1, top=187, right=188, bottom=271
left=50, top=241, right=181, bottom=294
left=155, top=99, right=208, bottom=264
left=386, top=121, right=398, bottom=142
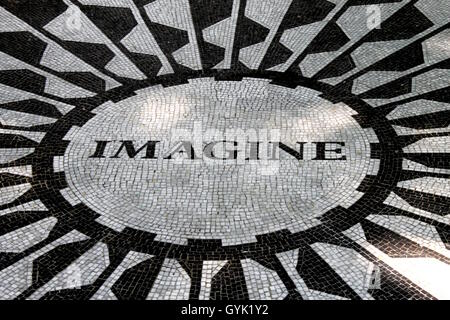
left=62, top=79, right=379, bottom=244
left=34, top=73, right=401, bottom=255
left=0, top=0, right=448, bottom=301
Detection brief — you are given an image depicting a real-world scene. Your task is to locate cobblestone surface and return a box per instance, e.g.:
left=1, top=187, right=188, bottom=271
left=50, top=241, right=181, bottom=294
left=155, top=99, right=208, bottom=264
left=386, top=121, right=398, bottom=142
left=0, top=0, right=448, bottom=300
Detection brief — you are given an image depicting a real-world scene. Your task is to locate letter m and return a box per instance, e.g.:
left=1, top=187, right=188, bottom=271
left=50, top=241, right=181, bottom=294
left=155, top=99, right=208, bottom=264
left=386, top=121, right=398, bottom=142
left=111, top=141, right=159, bottom=159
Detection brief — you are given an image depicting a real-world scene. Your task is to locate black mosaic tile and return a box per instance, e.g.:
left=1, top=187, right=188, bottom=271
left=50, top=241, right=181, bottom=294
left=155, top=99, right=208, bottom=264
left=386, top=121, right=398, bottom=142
left=0, top=0, right=448, bottom=301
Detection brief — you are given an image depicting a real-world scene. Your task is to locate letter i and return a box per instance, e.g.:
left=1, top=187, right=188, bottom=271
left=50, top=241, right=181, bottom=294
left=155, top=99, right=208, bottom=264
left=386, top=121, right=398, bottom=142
left=89, top=140, right=111, bottom=158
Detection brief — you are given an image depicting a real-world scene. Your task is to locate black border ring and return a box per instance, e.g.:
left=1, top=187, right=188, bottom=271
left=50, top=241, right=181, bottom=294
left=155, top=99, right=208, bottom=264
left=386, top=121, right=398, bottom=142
left=32, top=71, right=403, bottom=260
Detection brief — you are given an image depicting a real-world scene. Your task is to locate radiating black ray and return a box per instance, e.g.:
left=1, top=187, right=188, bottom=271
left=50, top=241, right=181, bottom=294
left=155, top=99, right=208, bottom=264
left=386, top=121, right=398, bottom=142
left=0, top=211, right=53, bottom=238
left=0, top=71, right=84, bottom=104
left=0, top=154, right=38, bottom=170
left=390, top=110, right=450, bottom=129
left=396, top=133, right=450, bottom=149
left=359, top=60, right=450, bottom=100
left=0, top=31, right=106, bottom=93
left=0, top=189, right=41, bottom=212
left=394, top=187, right=450, bottom=216
left=189, top=0, right=232, bottom=70
left=399, top=169, right=450, bottom=181
left=374, top=203, right=450, bottom=234
left=2, top=0, right=67, bottom=29
left=210, top=259, right=249, bottom=300
left=78, top=246, right=130, bottom=300
left=316, top=1, right=434, bottom=81
left=16, top=238, right=98, bottom=300
left=0, top=133, right=39, bottom=149
left=252, top=255, right=300, bottom=297
left=302, top=21, right=349, bottom=61
left=231, top=0, right=269, bottom=70
left=296, top=245, right=361, bottom=300
left=368, top=263, right=436, bottom=300
left=360, top=77, right=412, bottom=99
left=403, top=153, right=450, bottom=170
left=259, top=0, right=335, bottom=71
left=370, top=42, right=425, bottom=72
left=1, top=0, right=131, bottom=85
left=378, top=86, right=450, bottom=116
left=71, top=1, right=161, bottom=78
left=0, top=0, right=447, bottom=301
left=177, top=257, right=203, bottom=300
left=39, top=245, right=128, bottom=300
left=0, top=32, right=47, bottom=65
left=0, top=99, right=63, bottom=118
left=0, top=70, right=47, bottom=96
left=131, top=0, right=192, bottom=73
left=0, top=215, right=81, bottom=272
left=328, top=232, right=437, bottom=300
left=111, top=256, right=164, bottom=300
left=0, top=173, right=31, bottom=187
left=286, top=1, right=351, bottom=75
left=78, top=4, right=137, bottom=43
left=435, top=226, right=450, bottom=250
left=0, top=123, right=53, bottom=133
left=361, top=220, right=449, bottom=262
